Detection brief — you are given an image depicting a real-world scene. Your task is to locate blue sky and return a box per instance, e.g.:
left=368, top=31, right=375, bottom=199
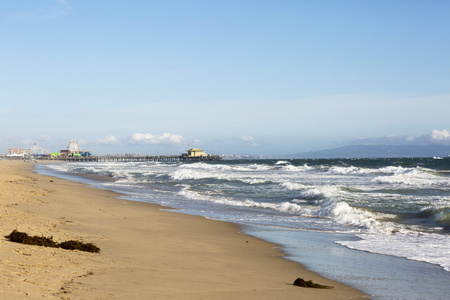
left=1, top=0, right=449, bottom=156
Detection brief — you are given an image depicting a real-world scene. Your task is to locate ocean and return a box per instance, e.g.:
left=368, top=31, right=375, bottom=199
left=36, top=157, right=450, bottom=299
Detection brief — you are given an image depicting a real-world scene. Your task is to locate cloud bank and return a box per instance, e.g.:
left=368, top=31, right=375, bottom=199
left=129, top=133, right=185, bottom=145
left=241, top=136, right=258, bottom=147
left=97, top=135, right=120, bottom=145
left=351, top=129, right=450, bottom=146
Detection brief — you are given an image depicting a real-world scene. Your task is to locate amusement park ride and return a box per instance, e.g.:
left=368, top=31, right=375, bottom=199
left=7, top=145, right=51, bottom=158
left=7, top=140, right=91, bottom=158
left=54, top=140, right=91, bottom=158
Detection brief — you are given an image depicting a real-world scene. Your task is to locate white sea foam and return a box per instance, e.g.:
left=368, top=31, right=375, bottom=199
left=372, top=167, right=449, bottom=187
left=280, top=181, right=308, bottom=191
left=178, top=186, right=304, bottom=212
left=326, top=165, right=370, bottom=175
left=319, top=201, right=396, bottom=233
left=377, top=165, right=409, bottom=174
left=300, top=186, right=342, bottom=200
left=170, top=168, right=212, bottom=180
left=275, top=160, right=290, bottom=165
left=281, top=164, right=314, bottom=172
left=180, top=162, right=232, bottom=171
left=169, top=162, right=279, bottom=185
left=337, top=231, right=450, bottom=272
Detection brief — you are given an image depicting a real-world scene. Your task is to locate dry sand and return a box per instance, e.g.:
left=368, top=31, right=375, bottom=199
left=0, top=160, right=368, bottom=299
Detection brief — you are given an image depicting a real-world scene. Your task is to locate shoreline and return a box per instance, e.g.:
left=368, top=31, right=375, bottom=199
left=1, top=160, right=368, bottom=299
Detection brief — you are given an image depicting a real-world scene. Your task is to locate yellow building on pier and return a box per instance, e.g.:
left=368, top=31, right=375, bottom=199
left=184, top=148, right=209, bottom=158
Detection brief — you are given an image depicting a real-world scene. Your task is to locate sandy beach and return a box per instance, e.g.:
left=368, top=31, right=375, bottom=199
left=0, top=160, right=368, bottom=299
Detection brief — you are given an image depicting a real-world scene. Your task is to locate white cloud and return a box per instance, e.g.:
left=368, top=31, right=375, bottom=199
left=350, top=129, right=450, bottom=146
left=130, top=133, right=185, bottom=145
left=131, top=133, right=157, bottom=144
left=430, top=129, right=450, bottom=142
left=241, top=136, right=258, bottom=147
left=97, top=135, right=120, bottom=145
left=405, top=135, right=415, bottom=142
left=159, top=133, right=185, bottom=144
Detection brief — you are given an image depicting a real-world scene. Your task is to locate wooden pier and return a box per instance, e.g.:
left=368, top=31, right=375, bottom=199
left=32, top=155, right=221, bottom=163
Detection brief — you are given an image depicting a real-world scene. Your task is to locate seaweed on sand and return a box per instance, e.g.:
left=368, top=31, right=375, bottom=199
left=293, top=278, right=333, bottom=289
left=5, top=230, right=100, bottom=253
left=59, top=240, right=100, bottom=253
left=5, top=229, right=58, bottom=247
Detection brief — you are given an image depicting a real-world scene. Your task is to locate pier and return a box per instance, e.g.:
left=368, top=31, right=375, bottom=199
left=5, top=143, right=221, bottom=163
left=30, top=155, right=221, bottom=163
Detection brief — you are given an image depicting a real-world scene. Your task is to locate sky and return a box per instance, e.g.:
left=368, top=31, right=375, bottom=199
left=1, top=0, right=449, bottom=156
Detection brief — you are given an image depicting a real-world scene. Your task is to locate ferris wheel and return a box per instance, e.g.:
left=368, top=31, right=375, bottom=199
left=68, top=140, right=81, bottom=153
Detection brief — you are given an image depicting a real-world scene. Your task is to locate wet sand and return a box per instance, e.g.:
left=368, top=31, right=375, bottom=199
left=0, top=160, right=368, bottom=299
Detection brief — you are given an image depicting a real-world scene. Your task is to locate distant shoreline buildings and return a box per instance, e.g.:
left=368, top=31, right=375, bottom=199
left=219, top=153, right=265, bottom=160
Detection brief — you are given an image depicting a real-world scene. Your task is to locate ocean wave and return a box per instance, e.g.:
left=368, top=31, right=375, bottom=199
left=300, top=187, right=341, bottom=200
left=281, top=183, right=348, bottom=202
left=314, top=200, right=397, bottom=233
left=337, top=231, right=450, bottom=272
left=326, top=165, right=370, bottom=175
left=280, top=181, right=308, bottom=191
left=418, top=205, right=450, bottom=228
left=377, top=166, right=410, bottom=174
left=371, top=167, right=449, bottom=187
left=170, top=167, right=266, bottom=184
left=185, top=162, right=274, bottom=173
left=178, top=162, right=231, bottom=171
left=241, top=178, right=274, bottom=185
left=169, top=163, right=280, bottom=185
left=326, top=165, right=426, bottom=176
left=176, top=186, right=317, bottom=215
left=170, top=168, right=215, bottom=180
left=281, top=164, right=314, bottom=172
left=275, top=160, right=290, bottom=165
left=178, top=185, right=392, bottom=233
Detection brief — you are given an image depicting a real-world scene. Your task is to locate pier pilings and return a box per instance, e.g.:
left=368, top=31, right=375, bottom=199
left=27, top=155, right=220, bottom=163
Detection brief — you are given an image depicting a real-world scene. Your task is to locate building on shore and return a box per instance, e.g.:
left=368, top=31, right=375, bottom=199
left=7, top=146, right=51, bottom=158
left=183, top=148, right=209, bottom=158
left=7, top=148, right=28, bottom=157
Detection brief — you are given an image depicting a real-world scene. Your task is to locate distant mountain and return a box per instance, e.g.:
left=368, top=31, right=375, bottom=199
left=288, top=145, right=450, bottom=159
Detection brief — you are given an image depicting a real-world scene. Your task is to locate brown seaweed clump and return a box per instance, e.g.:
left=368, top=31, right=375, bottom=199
left=293, top=278, right=333, bottom=289
left=59, top=240, right=100, bottom=253
left=5, top=230, right=100, bottom=253
left=5, top=229, right=58, bottom=247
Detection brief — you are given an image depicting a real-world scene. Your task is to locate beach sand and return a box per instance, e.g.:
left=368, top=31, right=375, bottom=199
left=0, top=160, right=368, bottom=299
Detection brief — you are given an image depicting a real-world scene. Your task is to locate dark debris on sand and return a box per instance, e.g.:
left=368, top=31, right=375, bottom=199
left=293, top=278, right=333, bottom=289
left=5, top=229, right=100, bottom=253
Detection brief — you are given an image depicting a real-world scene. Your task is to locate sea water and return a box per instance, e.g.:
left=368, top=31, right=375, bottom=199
left=36, top=157, right=450, bottom=299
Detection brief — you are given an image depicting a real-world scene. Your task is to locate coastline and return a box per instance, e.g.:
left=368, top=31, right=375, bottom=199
left=0, top=160, right=368, bottom=299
